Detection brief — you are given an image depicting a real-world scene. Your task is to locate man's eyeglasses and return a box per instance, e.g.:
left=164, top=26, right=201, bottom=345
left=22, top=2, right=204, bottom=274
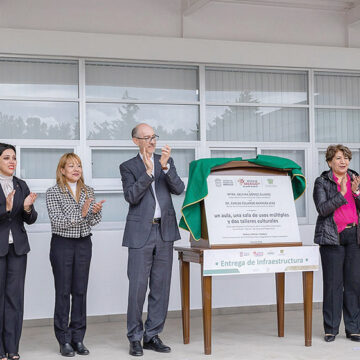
left=134, top=135, right=159, bottom=143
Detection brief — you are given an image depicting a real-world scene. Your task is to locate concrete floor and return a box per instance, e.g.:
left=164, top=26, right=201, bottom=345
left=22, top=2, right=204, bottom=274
left=19, top=309, right=360, bottom=360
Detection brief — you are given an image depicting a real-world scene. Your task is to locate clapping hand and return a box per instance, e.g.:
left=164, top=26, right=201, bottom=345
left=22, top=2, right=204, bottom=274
left=352, top=174, right=360, bottom=193
left=141, top=148, right=153, bottom=176
left=92, top=200, right=105, bottom=214
left=6, top=190, right=15, bottom=212
left=24, top=192, right=37, bottom=212
left=160, top=145, right=171, bottom=168
left=340, top=176, right=348, bottom=196
left=82, top=198, right=93, bottom=218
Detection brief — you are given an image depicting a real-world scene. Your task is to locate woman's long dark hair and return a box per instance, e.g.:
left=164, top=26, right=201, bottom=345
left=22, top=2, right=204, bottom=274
left=0, top=143, right=16, bottom=156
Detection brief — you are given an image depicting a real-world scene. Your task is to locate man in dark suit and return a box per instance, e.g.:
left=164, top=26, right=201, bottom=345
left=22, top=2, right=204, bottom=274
left=120, top=123, right=185, bottom=356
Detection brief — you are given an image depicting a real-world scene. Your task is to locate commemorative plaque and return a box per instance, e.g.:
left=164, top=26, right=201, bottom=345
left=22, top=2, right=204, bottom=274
left=204, top=174, right=301, bottom=246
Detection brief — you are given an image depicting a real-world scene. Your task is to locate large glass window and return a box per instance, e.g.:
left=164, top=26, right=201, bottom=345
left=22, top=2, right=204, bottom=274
left=206, top=68, right=308, bottom=105
left=0, top=101, right=79, bottom=140
left=87, top=103, right=198, bottom=140
left=261, top=149, right=306, bottom=217
left=0, top=58, right=79, bottom=143
left=20, top=148, right=73, bottom=179
left=315, top=72, right=360, bottom=107
left=206, top=68, right=309, bottom=143
left=86, top=62, right=199, bottom=142
left=86, top=62, right=198, bottom=101
left=8, top=57, right=360, bottom=229
left=92, top=149, right=138, bottom=179
left=33, top=193, right=50, bottom=224
left=207, top=106, right=308, bottom=142
left=95, top=192, right=127, bottom=222
left=85, top=61, right=199, bottom=226
left=315, top=71, right=360, bottom=143
left=315, top=109, right=360, bottom=143
left=0, top=58, right=78, bottom=98
left=210, top=149, right=257, bottom=159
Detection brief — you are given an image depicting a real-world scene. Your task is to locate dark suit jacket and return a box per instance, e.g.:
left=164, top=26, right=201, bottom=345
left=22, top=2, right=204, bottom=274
left=120, top=154, right=185, bottom=249
left=0, top=176, right=38, bottom=256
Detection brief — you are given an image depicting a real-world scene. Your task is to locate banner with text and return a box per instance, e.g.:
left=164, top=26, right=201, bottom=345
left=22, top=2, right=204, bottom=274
left=203, top=246, right=319, bottom=276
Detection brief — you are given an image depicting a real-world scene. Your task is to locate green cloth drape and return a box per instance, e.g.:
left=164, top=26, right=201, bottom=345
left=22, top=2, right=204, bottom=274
left=179, top=155, right=306, bottom=241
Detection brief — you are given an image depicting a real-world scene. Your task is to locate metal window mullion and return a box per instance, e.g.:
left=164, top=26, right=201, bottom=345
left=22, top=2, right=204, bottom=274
left=208, top=146, right=257, bottom=151
left=78, top=59, right=88, bottom=180
left=86, top=98, right=200, bottom=106
left=199, top=64, right=207, bottom=159
left=206, top=102, right=309, bottom=108
left=205, top=141, right=312, bottom=148
left=19, top=144, right=77, bottom=149
left=313, top=68, right=360, bottom=75
left=0, top=139, right=79, bottom=146
left=302, top=147, right=309, bottom=224
left=308, top=69, right=317, bottom=224
left=316, top=142, right=360, bottom=148
left=205, top=64, right=309, bottom=73
left=85, top=58, right=199, bottom=69
left=86, top=140, right=199, bottom=147
left=309, top=69, right=316, bottom=149
left=314, top=105, right=360, bottom=110
left=0, top=96, right=79, bottom=102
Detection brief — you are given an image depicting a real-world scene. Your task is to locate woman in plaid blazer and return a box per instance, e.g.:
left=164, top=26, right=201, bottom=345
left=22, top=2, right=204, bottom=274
left=46, top=153, right=105, bottom=357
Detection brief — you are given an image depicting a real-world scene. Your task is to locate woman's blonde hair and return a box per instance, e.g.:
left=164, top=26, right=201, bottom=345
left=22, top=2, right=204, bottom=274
left=56, top=153, right=87, bottom=201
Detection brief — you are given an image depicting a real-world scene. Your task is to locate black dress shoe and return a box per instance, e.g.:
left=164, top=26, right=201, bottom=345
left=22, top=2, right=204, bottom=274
left=129, top=341, right=143, bottom=356
left=7, top=354, right=20, bottom=360
left=346, top=333, right=360, bottom=341
left=71, top=342, right=90, bottom=355
left=324, top=334, right=336, bottom=342
left=143, top=335, right=171, bottom=353
left=59, top=343, right=75, bottom=357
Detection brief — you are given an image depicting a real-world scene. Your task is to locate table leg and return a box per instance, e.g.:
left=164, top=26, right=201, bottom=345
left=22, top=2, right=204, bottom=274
left=201, top=264, right=212, bottom=355
left=276, top=272, right=285, bottom=337
left=179, top=254, right=190, bottom=344
left=303, top=271, right=313, bottom=347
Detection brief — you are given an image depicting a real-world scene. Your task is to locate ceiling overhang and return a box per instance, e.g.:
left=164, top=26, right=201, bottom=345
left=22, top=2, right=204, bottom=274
left=182, top=0, right=359, bottom=16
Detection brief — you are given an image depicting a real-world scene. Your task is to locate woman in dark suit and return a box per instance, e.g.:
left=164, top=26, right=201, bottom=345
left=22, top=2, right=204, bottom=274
left=0, top=143, right=37, bottom=360
left=46, top=153, right=104, bottom=357
left=314, top=144, right=360, bottom=342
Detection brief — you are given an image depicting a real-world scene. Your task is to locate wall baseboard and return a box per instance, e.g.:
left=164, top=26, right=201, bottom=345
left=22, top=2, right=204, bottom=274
left=24, top=302, right=322, bottom=328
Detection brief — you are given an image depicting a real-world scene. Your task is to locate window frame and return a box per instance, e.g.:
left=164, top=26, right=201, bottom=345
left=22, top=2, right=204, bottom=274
left=2, top=56, right=359, bottom=231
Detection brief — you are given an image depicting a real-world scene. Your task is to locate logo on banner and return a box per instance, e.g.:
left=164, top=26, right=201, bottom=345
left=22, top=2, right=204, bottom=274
left=266, top=178, right=277, bottom=187
left=237, top=178, right=261, bottom=188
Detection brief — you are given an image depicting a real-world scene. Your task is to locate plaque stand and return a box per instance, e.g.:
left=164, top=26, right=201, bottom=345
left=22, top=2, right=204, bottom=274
left=175, top=160, right=313, bottom=355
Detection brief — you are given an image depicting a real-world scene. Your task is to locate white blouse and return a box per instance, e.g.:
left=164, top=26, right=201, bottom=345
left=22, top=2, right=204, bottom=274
left=0, top=173, right=14, bottom=244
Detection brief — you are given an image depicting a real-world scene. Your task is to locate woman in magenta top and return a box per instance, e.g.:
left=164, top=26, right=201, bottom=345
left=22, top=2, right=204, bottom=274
left=314, top=144, right=360, bottom=343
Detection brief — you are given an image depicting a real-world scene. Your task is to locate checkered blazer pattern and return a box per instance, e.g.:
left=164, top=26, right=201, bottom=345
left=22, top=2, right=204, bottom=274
left=46, top=183, right=102, bottom=238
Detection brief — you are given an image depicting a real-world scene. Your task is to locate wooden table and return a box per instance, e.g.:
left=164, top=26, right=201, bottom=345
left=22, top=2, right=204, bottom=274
left=175, top=246, right=314, bottom=355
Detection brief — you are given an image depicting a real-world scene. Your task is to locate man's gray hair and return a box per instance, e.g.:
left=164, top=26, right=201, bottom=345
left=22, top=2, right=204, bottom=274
left=131, top=125, right=139, bottom=138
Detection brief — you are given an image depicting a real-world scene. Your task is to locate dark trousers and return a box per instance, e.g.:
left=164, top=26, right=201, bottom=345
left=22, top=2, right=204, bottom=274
left=320, top=226, right=360, bottom=335
left=50, top=234, right=92, bottom=345
left=0, top=244, right=27, bottom=355
left=127, top=224, right=173, bottom=342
